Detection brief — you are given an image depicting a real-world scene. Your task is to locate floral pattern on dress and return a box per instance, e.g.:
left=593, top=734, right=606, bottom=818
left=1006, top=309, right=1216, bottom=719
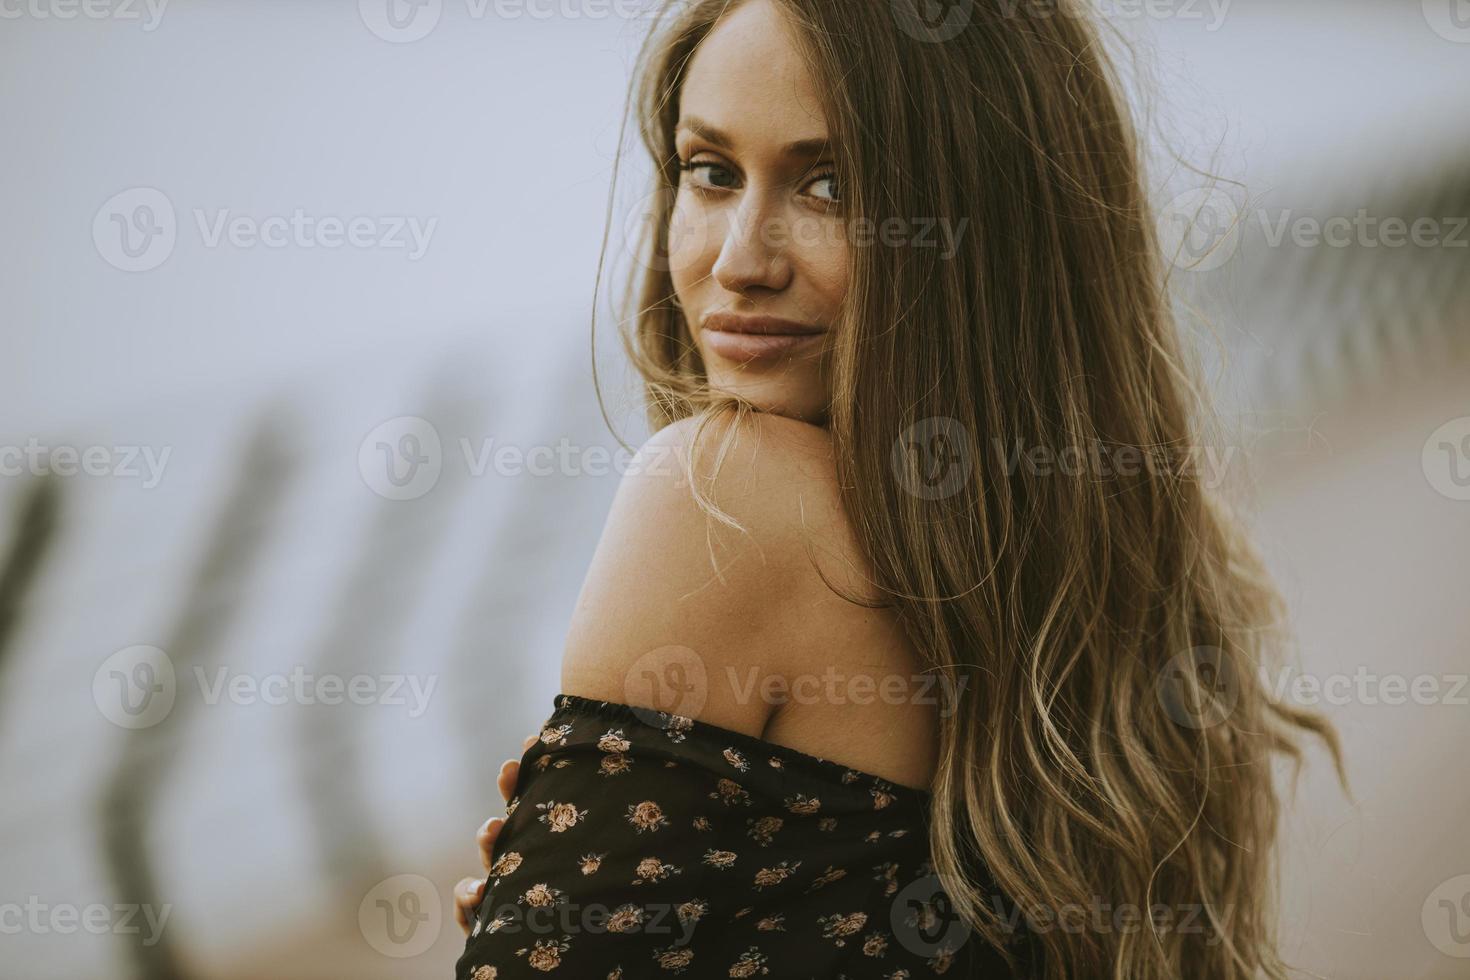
left=455, top=693, right=1027, bottom=979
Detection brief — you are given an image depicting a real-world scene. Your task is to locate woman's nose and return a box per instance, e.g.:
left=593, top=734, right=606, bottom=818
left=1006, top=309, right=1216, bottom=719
left=711, top=195, right=793, bottom=294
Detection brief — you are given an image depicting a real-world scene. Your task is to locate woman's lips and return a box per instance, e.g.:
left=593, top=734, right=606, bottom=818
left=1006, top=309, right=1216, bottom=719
left=700, top=313, right=826, bottom=363
left=702, top=329, right=824, bottom=361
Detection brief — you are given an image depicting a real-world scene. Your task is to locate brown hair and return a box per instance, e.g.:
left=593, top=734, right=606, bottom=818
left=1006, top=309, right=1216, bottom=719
left=592, top=1, right=1344, bottom=977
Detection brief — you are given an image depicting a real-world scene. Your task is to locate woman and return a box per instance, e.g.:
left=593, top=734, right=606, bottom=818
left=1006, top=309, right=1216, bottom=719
left=452, top=0, right=1340, bottom=976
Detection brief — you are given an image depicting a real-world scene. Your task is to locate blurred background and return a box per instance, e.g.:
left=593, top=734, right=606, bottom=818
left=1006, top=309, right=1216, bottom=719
left=1, top=0, right=1467, bottom=977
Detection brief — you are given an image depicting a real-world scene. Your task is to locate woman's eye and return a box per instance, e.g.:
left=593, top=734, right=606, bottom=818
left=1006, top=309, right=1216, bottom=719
left=679, top=160, right=738, bottom=191
left=800, top=170, right=840, bottom=205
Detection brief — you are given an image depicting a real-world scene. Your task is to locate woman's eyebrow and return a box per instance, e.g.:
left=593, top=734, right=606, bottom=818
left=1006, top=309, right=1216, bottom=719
left=676, top=115, right=831, bottom=158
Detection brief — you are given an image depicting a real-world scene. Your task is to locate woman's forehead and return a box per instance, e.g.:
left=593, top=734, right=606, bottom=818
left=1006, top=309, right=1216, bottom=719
left=677, top=0, right=829, bottom=149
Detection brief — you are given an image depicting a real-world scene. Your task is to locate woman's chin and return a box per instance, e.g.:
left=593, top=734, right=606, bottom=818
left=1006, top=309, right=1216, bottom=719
left=705, top=376, right=828, bottom=425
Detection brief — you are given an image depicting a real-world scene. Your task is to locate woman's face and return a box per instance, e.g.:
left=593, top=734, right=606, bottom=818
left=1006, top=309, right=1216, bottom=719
left=669, top=0, right=847, bottom=424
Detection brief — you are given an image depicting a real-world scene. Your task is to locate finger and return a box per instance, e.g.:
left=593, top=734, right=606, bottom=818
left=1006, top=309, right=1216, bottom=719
left=523, top=732, right=537, bottom=751
left=497, top=758, right=519, bottom=804
left=477, top=816, right=506, bottom=873
left=454, top=876, right=484, bottom=935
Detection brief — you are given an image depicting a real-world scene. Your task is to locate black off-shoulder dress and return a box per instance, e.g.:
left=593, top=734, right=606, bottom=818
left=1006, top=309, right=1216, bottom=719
left=455, top=694, right=1029, bottom=979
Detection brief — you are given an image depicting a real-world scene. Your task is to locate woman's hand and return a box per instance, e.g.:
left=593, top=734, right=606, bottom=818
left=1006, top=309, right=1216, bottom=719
left=454, top=732, right=538, bottom=935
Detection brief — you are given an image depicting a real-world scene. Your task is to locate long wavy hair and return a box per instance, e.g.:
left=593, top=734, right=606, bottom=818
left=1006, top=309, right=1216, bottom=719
left=591, top=1, right=1344, bottom=977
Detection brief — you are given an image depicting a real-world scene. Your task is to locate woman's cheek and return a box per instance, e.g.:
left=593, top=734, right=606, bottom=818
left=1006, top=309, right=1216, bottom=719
left=667, top=195, right=714, bottom=282
left=804, top=234, right=850, bottom=309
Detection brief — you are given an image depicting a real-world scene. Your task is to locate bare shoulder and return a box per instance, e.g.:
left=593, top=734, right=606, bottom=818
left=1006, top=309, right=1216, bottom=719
left=639, top=409, right=861, bottom=575
left=559, top=411, right=943, bottom=790
left=559, top=410, right=908, bottom=740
